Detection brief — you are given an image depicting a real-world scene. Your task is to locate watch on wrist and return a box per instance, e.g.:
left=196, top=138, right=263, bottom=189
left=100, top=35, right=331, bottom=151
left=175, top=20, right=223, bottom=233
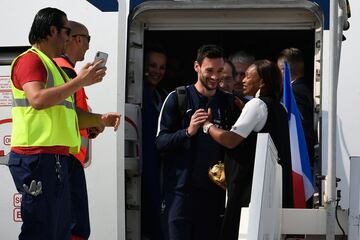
left=203, top=122, right=214, bottom=134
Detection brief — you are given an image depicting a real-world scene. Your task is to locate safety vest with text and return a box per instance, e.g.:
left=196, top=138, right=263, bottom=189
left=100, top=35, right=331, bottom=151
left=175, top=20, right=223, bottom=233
left=11, top=48, right=80, bottom=154
left=54, top=56, right=90, bottom=166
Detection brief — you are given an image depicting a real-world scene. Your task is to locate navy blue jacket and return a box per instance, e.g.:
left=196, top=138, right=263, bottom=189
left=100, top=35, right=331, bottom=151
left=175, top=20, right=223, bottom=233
left=156, top=85, right=237, bottom=193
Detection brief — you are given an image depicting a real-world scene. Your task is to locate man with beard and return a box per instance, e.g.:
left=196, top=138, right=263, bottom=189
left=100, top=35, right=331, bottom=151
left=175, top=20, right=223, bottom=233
left=156, top=44, right=237, bottom=240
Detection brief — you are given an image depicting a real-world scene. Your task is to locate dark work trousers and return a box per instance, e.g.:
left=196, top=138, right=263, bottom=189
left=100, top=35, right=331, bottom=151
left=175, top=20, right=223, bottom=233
left=161, top=187, right=224, bottom=240
left=68, top=156, right=90, bottom=239
left=191, top=186, right=224, bottom=240
left=161, top=191, right=192, bottom=240
left=8, top=152, right=71, bottom=240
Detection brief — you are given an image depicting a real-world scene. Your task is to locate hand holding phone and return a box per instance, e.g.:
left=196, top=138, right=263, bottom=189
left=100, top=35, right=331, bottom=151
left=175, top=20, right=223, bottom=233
left=93, top=51, right=108, bottom=69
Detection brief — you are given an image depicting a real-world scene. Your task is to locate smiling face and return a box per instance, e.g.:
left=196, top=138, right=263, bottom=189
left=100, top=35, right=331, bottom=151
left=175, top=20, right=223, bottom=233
left=242, top=64, right=262, bottom=96
left=195, top=57, right=224, bottom=92
left=146, top=51, right=167, bottom=87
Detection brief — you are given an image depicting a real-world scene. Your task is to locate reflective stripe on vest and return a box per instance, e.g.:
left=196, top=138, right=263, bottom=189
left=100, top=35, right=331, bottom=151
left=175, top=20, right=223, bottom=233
left=12, top=98, right=74, bottom=109
left=10, top=47, right=80, bottom=154
left=81, top=135, right=88, bottom=148
left=74, top=132, right=89, bottom=166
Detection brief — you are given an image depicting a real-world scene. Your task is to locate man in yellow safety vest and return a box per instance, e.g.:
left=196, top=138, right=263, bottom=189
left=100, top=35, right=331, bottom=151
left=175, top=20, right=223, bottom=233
left=9, top=8, right=120, bottom=240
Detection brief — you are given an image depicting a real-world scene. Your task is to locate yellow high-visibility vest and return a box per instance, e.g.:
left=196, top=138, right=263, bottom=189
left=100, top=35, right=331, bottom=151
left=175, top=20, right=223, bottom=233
left=10, top=47, right=80, bottom=154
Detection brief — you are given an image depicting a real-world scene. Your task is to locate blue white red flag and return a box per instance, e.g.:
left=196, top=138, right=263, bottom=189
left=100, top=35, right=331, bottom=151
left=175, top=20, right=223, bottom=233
left=283, top=62, right=315, bottom=208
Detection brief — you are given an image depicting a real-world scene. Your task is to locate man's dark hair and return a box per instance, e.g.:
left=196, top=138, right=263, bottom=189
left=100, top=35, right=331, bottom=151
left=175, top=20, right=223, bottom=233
left=28, top=7, right=67, bottom=45
left=278, top=47, right=304, bottom=79
left=254, top=59, right=283, bottom=101
left=196, top=44, right=224, bottom=65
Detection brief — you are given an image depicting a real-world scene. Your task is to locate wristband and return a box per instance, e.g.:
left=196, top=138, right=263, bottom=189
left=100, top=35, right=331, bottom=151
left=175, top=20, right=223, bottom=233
left=185, top=128, right=191, bottom=137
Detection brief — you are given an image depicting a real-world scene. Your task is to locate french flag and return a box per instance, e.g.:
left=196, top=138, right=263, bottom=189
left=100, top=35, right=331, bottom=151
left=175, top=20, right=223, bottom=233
left=283, top=62, right=315, bottom=208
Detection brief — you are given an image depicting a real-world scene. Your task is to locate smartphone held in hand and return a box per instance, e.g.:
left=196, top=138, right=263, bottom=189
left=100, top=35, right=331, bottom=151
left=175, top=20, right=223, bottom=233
left=93, top=51, right=108, bottom=69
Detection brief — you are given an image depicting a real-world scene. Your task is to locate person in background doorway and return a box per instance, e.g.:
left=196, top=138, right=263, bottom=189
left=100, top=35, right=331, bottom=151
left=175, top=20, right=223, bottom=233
left=53, top=20, right=102, bottom=240
left=203, top=60, right=294, bottom=240
left=156, top=44, right=237, bottom=240
left=229, top=50, right=255, bottom=98
left=8, top=8, right=120, bottom=240
left=219, top=59, right=236, bottom=93
left=219, top=59, right=246, bottom=110
left=141, top=44, right=168, bottom=240
left=277, top=47, right=317, bottom=207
